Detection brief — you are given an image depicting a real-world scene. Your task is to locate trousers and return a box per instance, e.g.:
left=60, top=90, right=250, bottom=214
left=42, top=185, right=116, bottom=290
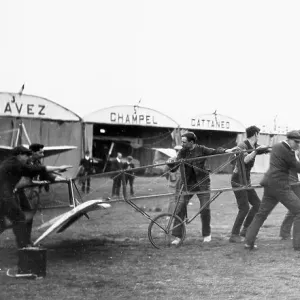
left=81, top=174, right=91, bottom=193
left=231, top=173, right=261, bottom=235
left=0, top=191, right=33, bottom=248
left=125, top=175, right=134, bottom=195
left=112, top=176, right=122, bottom=196
left=279, top=184, right=300, bottom=238
left=172, top=183, right=210, bottom=238
left=246, top=184, right=300, bottom=249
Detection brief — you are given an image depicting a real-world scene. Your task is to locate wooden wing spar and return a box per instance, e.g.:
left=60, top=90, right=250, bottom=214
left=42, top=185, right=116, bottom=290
left=33, top=200, right=111, bottom=246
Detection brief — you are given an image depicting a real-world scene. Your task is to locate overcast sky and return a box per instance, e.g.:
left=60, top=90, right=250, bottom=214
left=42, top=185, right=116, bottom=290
left=1, top=0, right=300, bottom=130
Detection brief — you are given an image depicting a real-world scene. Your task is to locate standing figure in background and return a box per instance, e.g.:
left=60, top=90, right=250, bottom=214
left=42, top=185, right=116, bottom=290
left=79, top=150, right=94, bottom=194
left=279, top=149, right=300, bottom=240
left=123, top=156, right=135, bottom=197
left=111, top=152, right=123, bottom=198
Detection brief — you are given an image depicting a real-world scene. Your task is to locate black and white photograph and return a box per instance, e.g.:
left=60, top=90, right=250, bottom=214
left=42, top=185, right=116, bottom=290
left=1, top=1, right=300, bottom=299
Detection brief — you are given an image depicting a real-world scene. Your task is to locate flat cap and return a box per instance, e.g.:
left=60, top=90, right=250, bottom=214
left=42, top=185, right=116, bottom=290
left=29, top=143, right=44, bottom=152
left=12, top=146, right=32, bottom=156
left=286, top=130, right=300, bottom=141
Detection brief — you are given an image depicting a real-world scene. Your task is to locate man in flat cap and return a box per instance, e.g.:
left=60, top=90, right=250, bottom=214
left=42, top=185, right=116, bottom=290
left=29, top=143, right=44, bottom=153
left=245, top=130, right=300, bottom=250
left=14, top=143, right=49, bottom=245
left=29, top=143, right=45, bottom=171
left=29, top=143, right=63, bottom=190
left=279, top=148, right=300, bottom=240
left=14, top=143, right=65, bottom=243
left=0, top=145, right=71, bottom=248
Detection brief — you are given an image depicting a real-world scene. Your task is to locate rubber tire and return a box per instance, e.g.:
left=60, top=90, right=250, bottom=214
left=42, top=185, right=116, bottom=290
left=148, top=213, right=186, bottom=249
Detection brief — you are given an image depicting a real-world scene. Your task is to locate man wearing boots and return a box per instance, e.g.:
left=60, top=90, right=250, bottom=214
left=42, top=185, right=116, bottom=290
left=245, top=130, right=300, bottom=250
left=14, top=143, right=66, bottom=244
left=0, top=146, right=71, bottom=248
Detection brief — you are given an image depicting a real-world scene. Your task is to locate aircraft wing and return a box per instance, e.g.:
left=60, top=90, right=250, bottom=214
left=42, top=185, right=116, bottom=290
left=152, top=148, right=176, bottom=158
left=42, top=145, right=77, bottom=158
left=21, top=144, right=77, bottom=158
left=0, top=145, right=13, bottom=159
left=33, top=200, right=111, bottom=245
left=0, top=145, right=13, bottom=151
left=0, top=145, right=76, bottom=159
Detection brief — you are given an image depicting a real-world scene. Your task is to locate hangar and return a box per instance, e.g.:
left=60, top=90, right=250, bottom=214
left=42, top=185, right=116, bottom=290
left=180, top=113, right=246, bottom=173
left=0, top=92, right=82, bottom=177
left=82, top=105, right=180, bottom=171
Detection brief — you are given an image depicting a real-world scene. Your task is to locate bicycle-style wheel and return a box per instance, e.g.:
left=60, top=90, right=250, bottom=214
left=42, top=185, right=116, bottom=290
left=148, top=213, right=186, bottom=249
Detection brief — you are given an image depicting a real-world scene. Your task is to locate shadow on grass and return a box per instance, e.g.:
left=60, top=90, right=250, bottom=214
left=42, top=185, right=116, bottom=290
left=45, top=237, right=146, bottom=263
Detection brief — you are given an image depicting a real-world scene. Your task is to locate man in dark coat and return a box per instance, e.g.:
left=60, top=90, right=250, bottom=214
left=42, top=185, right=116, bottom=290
left=0, top=146, right=71, bottom=248
left=123, top=156, right=135, bottom=196
left=15, top=143, right=65, bottom=243
left=229, top=126, right=269, bottom=243
left=279, top=149, right=300, bottom=239
left=79, top=150, right=94, bottom=193
left=15, top=143, right=54, bottom=244
left=245, top=130, right=300, bottom=250
left=29, top=143, right=58, bottom=191
left=167, top=131, right=236, bottom=246
left=111, top=152, right=124, bottom=198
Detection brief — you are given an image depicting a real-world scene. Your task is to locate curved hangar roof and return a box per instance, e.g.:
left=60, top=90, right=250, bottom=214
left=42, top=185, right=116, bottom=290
left=0, top=92, right=81, bottom=122
left=83, top=105, right=179, bottom=128
left=180, top=113, right=245, bottom=133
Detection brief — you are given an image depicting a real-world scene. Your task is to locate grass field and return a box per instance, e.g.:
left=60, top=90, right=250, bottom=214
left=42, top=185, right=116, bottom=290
left=1, top=174, right=300, bottom=300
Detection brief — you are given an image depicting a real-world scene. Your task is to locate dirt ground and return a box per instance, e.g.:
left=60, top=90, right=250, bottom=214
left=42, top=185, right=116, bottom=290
left=1, top=174, right=300, bottom=300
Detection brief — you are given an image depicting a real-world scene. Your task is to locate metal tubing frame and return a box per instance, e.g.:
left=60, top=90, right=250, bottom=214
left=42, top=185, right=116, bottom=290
left=14, top=150, right=300, bottom=236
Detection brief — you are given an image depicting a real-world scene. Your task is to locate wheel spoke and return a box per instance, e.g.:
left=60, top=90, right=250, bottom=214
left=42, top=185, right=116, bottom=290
left=148, top=213, right=186, bottom=249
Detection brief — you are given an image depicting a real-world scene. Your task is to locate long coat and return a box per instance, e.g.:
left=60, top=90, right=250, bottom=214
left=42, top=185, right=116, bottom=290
left=260, top=142, right=300, bottom=188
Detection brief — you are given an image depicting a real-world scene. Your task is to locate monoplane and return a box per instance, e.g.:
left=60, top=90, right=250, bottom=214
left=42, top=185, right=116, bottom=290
left=11, top=147, right=274, bottom=248
left=47, top=147, right=274, bottom=250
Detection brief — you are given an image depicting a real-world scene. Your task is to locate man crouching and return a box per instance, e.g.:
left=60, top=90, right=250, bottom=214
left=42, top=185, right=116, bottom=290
left=0, top=146, right=71, bottom=248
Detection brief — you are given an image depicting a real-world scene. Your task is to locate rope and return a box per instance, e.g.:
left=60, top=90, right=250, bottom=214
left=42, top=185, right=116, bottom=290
left=184, top=153, right=238, bottom=192
left=74, top=152, right=238, bottom=203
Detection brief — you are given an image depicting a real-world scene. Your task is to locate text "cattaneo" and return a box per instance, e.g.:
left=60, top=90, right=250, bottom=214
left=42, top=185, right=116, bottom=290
left=191, top=118, right=230, bottom=129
